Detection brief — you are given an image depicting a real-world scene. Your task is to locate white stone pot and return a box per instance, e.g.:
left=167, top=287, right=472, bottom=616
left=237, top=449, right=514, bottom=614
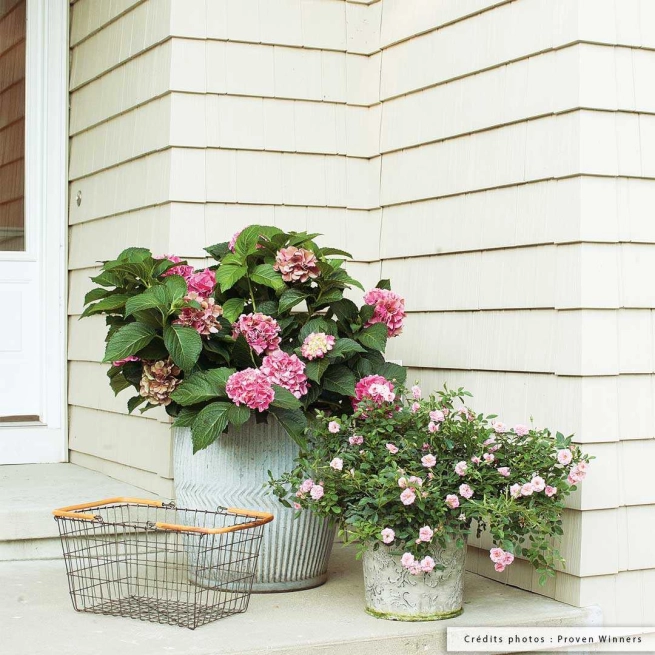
left=173, top=420, right=335, bottom=593
left=363, top=539, right=466, bottom=620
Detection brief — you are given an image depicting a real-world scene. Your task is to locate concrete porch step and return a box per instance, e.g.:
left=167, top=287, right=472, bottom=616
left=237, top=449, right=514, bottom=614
left=2, top=548, right=601, bottom=655
left=0, top=463, right=158, bottom=560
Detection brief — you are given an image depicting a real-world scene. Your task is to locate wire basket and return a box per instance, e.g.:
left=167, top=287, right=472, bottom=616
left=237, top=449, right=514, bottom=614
left=53, top=497, right=274, bottom=630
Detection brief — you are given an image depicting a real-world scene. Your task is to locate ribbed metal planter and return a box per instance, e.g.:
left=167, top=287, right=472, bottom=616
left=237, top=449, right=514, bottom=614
left=173, top=420, right=335, bottom=593
left=363, top=539, right=466, bottom=621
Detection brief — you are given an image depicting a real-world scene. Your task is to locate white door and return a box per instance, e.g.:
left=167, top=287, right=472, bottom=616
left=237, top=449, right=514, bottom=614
left=0, top=0, right=67, bottom=464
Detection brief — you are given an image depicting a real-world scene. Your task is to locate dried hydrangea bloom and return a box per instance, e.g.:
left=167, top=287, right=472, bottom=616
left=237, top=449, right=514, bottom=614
left=260, top=350, right=309, bottom=399
left=273, top=246, right=320, bottom=283
left=174, top=293, right=223, bottom=336
left=363, top=288, right=406, bottom=337
left=139, top=358, right=181, bottom=406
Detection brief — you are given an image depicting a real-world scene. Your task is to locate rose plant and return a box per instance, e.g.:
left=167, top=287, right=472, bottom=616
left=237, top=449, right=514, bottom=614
left=81, top=225, right=407, bottom=452
left=270, top=384, right=591, bottom=584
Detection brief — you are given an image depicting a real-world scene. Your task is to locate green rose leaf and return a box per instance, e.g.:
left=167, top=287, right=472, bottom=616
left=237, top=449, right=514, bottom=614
left=222, top=298, right=245, bottom=323
left=270, top=407, right=307, bottom=447
left=278, top=288, right=308, bottom=314
left=321, top=365, right=357, bottom=397
left=216, top=263, right=247, bottom=292
left=170, top=368, right=235, bottom=406
left=357, top=322, right=388, bottom=352
left=251, top=263, right=285, bottom=291
left=173, top=407, right=201, bottom=428
left=227, top=403, right=251, bottom=427
left=103, top=322, right=156, bottom=363
left=191, top=401, right=232, bottom=452
left=305, top=358, right=330, bottom=382
left=271, top=385, right=302, bottom=409
left=163, top=324, right=202, bottom=372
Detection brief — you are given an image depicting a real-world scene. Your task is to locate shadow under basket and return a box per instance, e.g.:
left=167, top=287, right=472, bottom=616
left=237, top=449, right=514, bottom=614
left=52, top=497, right=273, bottom=629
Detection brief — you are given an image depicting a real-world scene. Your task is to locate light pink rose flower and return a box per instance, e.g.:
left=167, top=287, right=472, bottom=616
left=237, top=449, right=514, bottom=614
left=458, top=512, right=467, bottom=521
left=411, top=402, right=421, bottom=413
left=301, top=332, right=336, bottom=360
left=398, top=477, right=408, bottom=489
left=328, top=421, right=340, bottom=433
left=557, top=448, right=573, bottom=465
left=408, top=475, right=423, bottom=486
left=260, top=350, right=309, bottom=398
left=514, top=424, right=529, bottom=436
left=531, top=476, right=546, bottom=492
left=369, top=383, right=396, bottom=402
left=330, top=457, right=343, bottom=471
left=299, top=479, right=314, bottom=493
left=400, top=488, right=416, bottom=505
left=292, top=502, right=302, bottom=510
left=455, top=461, right=468, bottom=476
left=349, top=435, right=364, bottom=445
left=545, top=486, right=558, bottom=497
left=427, top=421, right=439, bottom=433
left=484, top=436, right=496, bottom=446
left=112, top=355, right=140, bottom=367
left=411, top=385, right=422, bottom=399
left=510, top=483, right=521, bottom=498
left=489, top=547, right=505, bottom=563
left=232, top=313, right=281, bottom=355
left=459, top=484, right=474, bottom=499
left=483, top=453, right=495, bottom=463
left=400, top=552, right=415, bottom=568
left=493, top=421, right=508, bottom=434
left=502, top=552, right=515, bottom=566
left=471, top=456, right=481, bottom=464
left=225, top=368, right=275, bottom=412
left=186, top=268, right=216, bottom=295
left=409, top=562, right=423, bottom=576
left=273, top=246, right=320, bottom=283
left=429, top=409, right=445, bottom=423
left=381, top=528, right=395, bottom=544
left=445, top=494, right=460, bottom=509
left=520, top=483, right=534, bottom=496
left=310, top=485, right=324, bottom=500
left=420, top=556, right=436, bottom=573
left=363, top=288, right=406, bottom=338
left=422, top=454, right=437, bottom=468
left=418, top=526, right=434, bottom=542
left=497, top=467, right=511, bottom=477
left=488, top=444, right=501, bottom=453
left=494, top=562, right=506, bottom=573
left=386, top=443, right=399, bottom=454
left=577, top=461, right=589, bottom=474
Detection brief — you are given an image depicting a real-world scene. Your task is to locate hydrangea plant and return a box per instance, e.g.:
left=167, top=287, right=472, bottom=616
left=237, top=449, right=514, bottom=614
left=81, top=225, right=407, bottom=452
left=270, top=384, right=591, bottom=583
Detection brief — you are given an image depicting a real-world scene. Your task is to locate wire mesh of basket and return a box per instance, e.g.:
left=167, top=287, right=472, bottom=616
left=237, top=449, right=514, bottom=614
left=52, top=497, right=274, bottom=630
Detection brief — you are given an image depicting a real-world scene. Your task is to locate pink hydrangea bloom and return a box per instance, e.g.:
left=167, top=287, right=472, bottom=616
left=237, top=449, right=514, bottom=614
left=420, top=556, right=436, bottom=573
left=514, top=424, right=530, bottom=436
left=400, top=488, right=416, bottom=505
left=489, top=548, right=505, bottom=563
left=301, top=332, right=335, bottom=360
left=260, top=350, right=309, bottom=399
left=459, top=484, right=474, bottom=499
left=225, top=368, right=275, bottom=412
left=174, top=293, right=223, bottom=336
left=232, top=313, right=281, bottom=355
left=228, top=230, right=242, bottom=253
left=352, top=375, right=395, bottom=411
left=386, top=443, right=399, bottom=454
left=273, top=246, right=320, bottom=283
left=363, top=288, right=406, bottom=337
left=502, top=552, right=515, bottom=566
left=411, top=402, right=421, bottom=413
left=418, top=526, right=434, bottom=542
left=422, top=454, right=437, bottom=468
left=497, top=467, right=511, bottom=477
left=493, top=421, right=508, bottom=434
left=455, top=461, right=468, bottom=476
left=112, top=355, right=140, bottom=367
left=445, top=494, right=460, bottom=509
left=157, top=254, right=195, bottom=280
left=520, top=483, right=535, bottom=496
left=381, top=528, right=395, bottom=544
left=510, top=483, right=521, bottom=498
left=429, top=409, right=445, bottom=422
left=330, top=457, right=343, bottom=471
left=349, top=435, right=364, bottom=445
left=310, top=485, right=324, bottom=500
left=531, top=476, right=546, bottom=492
left=186, top=268, right=216, bottom=295
left=400, top=553, right=415, bottom=568
left=299, top=479, right=314, bottom=493
left=557, top=448, right=573, bottom=465
left=494, top=563, right=506, bottom=573
left=545, top=486, right=558, bottom=497
left=411, top=385, right=422, bottom=399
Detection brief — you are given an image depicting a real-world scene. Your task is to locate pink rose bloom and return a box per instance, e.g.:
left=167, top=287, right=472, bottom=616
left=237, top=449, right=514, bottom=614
left=494, top=563, right=506, bottom=573
left=352, top=375, right=395, bottom=411
left=411, top=402, right=421, bottom=413
left=228, top=229, right=242, bottom=252
left=483, top=436, right=496, bottom=446
left=483, top=453, right=495, bottom=463
left=112, top=355, right=140, bottom=367
left=301, top=332, right=335, bottom=360
left=445, top=494, right=460, bottom=509
left=328, top=421, right=340, bottom=433
left=398, top=477, right=408, bottom=489
left=577, top=461, right=589, bottom=474
left=510, top=483, right=521, bottom=498
left=363, top=288, right=406, bottom=337
left=420, top=556, right=436, bottom=573
left=459, top=484, right=473, bottom=499
left=490, top=548, right=505, bottom=563
left=369, top=383, right=396, bottom=402
left=232, top=313, right=281, bottom=355
left=225, top=368, right=275, bottom=412
left=400, top=488, right=416, bottom=505
left=260, top=350, right=309, bottom=399
left=545, top=486, right=558, bottom=497
left=427, top=421, right=439, bottom=433
left=520, top=483, right=535, bottom=496
left=174, top=293, right=223, bottom=336
left=471, top=456, right=481, bottom=464
left=531, top=476, right=546, bottom=492
left=514, top=424, right=529, bottom=436
left=493, top=421, right=508, bottom=433
left=497, top=467, right=511, bottom=477
left=157, top=254, right=195, bottom=280
left=310, top=485, right=324, bottom=500
left=411, top=385, right=422, bottom=399
left=502, top=552, right=515, bottom=566
left=386, top=443, right=399, bottom=454
left=418, top=526, right=434, bottom=542
left=292, top=502, right=302, bottom=510
left=455, top=461, right=468, bottom=476
left=429, top=410, right=445, bottom=422
left=186, top=268, right=216, bottom=295
left=408, top=475, right=423, bottom=486
left=421, top=454, right=437, bottom=468
left=488, top=444, right=501, bottom=453
left=299, top=479, right=314, bottom=493
left=329, top=457, right=343, bottom=471
left=400, top=553, right=415, bottom=568
left=557, top=448, right=573, bottom=465
left=349, top=435, right=364, bottom=445
left=381, top=528, right=395, bottom=544
left=273, top=246, right=320, bottom=283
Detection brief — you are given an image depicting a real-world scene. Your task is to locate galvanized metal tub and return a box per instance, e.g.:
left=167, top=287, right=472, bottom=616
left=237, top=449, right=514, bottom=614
left=363, top=539, right=466, bottom=620
left=173, top=420, right=335, bottom=593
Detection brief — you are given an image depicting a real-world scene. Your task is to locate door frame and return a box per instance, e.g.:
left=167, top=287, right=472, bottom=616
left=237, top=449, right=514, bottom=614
left=0, top=0, right=68, bottom=463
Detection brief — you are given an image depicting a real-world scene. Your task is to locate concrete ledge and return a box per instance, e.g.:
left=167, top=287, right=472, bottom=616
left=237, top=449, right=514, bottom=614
left=2, top=547, right=601, bottom=655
